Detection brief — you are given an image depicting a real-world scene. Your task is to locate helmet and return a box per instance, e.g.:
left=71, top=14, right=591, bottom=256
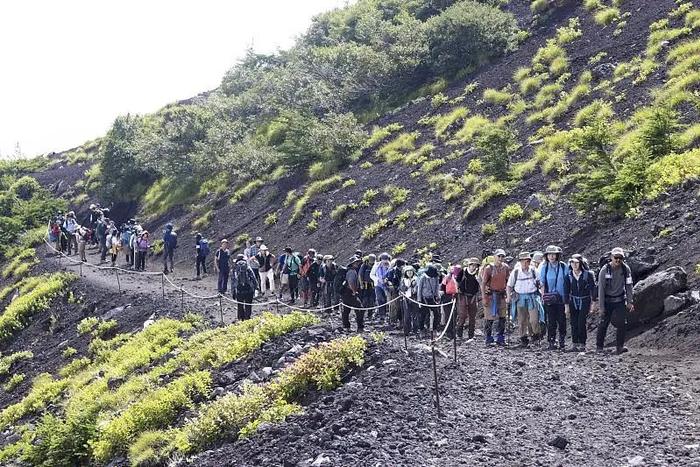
left=545, top=245, right=563, bottom=254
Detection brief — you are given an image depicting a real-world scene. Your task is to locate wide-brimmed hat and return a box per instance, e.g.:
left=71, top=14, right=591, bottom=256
left=493, top=249, right=506, bottom=257
left=532, top=251, right=544, bottom=262
left=221, top=238, right=229, bottom=244
left=236, top=253, right=245, bottom=260
left=545, top=245, right=562, bottom=254
left=323, top=255, right=334, bottom=260
left=466, top=257, right=481, bottom=266
left=518, top=252, right=532, bottom=260
left=260, top=244, right=268, bottom=251
left=347, top=254, right=363, bottom=266
left=255, top=236, right=263, bottom=242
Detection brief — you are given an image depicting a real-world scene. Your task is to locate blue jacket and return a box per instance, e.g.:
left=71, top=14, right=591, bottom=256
left=539, top=261, right=570, bottom=302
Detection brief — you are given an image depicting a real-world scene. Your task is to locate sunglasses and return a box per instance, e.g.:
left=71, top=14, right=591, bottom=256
left=496, top=254, right=505, bottom=258
left=613, top=256, right=623, bottom=260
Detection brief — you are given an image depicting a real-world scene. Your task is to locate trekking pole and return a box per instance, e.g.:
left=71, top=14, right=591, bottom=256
left=452, top=301, right=457, bottom=364
left=218, top=294, right=224, bottom=325
left=115, top=268, right=121, bottom=294
left=79, top=261, right=83, bottom=277
left=161, top=273, right=165, bottom=299
left=431, top=330, right=442, bottom=417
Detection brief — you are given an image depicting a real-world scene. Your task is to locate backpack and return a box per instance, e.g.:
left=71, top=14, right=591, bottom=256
left=200, top=239, right=210, bottom=257
left=287, top=255, right=301, bottom=275
left=444, top=273, right=458, bottom=296
left=121, top=230, right=131, bottom=246
left=604, top=262, right=630, bottom=294
left=334, top=266, right=348, bottom=295
left=513, top=267, right=540, bottom=290
left=236, top=262, right=252, bottom=290
left=164, top=232, right=177, bottom=250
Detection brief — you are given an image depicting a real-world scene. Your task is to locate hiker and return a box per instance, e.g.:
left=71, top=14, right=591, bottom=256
left=76, top=225, right=89, bottom=262
left=532, top=251, right=544, bottom=272
left=566, top=254, right=597, bottom=352
left=370, top=252, right=392, bottom=323
left=162, top=223, right=177, bottom=274
left=358, top=254, right=376, bottom=317
left=96, top=216, right=108, bottom=263
left=506, top=252, right=544, bottom=348
left=285, top=248, right=302, bottom=304
left=340, top=255, right=364, bottom=332
left=232, top=253, right=258, bottom=320
left=129, top=227, right=140, bottom=270
left=481, top=249, right=511, bottom=346
left=386, top=259, right=406, bottom=328
left=214, top=239, right=231, bottom=294
left=417, top=261, right=441, bottom=337
left=456, top=257, right=480, bottom=340
left=320, top=255, right=338, bottom=310
left=300, top=249, right=318, bottom=307
left=106, top=228, right=121, bottom=267
left=247, top=237, right=262, bottom=291
left=121, top=225, right=132, bottom=267
left=135, top=231, right=150, bottom=271
left=255, top=245, right=276, bottom=297
left=85, top=204, right=101, bottom=246
left=195, top=233, right=209, bottom=279
left=399, top=265, right=419, bottom=336
left=313, top=255, right=325, bottom=307
left=277, top=247, right=290, bottom=300
left=596, top=247, right=634, bottom=354
left=539, top=245, right=570, bottom=351
left=62, top=211, right=79, bottom=255
left=441, top=263, right=461, bottom=339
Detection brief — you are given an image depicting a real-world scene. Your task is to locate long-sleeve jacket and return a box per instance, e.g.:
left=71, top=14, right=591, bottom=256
left=358, top=263, right=374, bottom=289
left=539, top=261, right=570, bottom=302
left=232, top=260, right=259, bottom=291
left=370, top=262, right=391, bottom=290
left=598, top=263, right=633, bottom=309
left=456, top=269, right=480, bottom=296
left=566, top=269, right=597, bottom=310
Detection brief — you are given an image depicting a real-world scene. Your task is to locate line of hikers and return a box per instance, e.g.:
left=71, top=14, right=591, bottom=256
left=48, top=207, right=634, bottom=354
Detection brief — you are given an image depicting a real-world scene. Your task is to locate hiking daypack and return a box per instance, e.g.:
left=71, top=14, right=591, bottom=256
left=164, top=231, right=177, bottom=250
left=604, top=262, right=631, bottom=299
left=200, top=239, right=210, bottom=257
left=542, top=262, right=566, bottom=305
left=121, top=230, right=131, bottom=246
left=334, top=266, right=348, bottom=295
left=287, top=255, right=301, bottom=275
left=235, top=262, right=252, bottom=290
left=513, top=267, right=540, bottom=290
left=444, top=273, right=458, bottom=296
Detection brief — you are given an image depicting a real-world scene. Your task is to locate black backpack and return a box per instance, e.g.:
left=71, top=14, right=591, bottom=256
left=334, top=266, right=348, bottom=295
left=236, top=262, right=252, bottom=290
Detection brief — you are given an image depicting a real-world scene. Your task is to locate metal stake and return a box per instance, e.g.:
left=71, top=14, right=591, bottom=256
left=116, top=268, right=121, bottom=294
left=219, top=295, right=224, bottom=325
left=431, top=330, right=441, bottom=417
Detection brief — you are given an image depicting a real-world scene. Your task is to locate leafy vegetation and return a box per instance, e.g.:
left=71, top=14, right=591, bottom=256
left=498, top=203, right=525, bottom=223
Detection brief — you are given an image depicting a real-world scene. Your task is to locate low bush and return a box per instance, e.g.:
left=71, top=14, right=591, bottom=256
left=3, top=373, right=25, bottom=392
left=556, top=18, right=583, bottom=44
left=359, top=189, right=379, bottom=208
left=453, top=115, right=491, bottom=144
left=498, top=203, right=525, bottom=223
left=1, top=248, right=37, bottom=279
left=392, top=242, right=407, bottom=256
left=463, top=179, right=509, bottom=218
left=230, top=179, right=265, bottom=205
left=434, top=107, right=469, bottom=139
left=594, top=7, right=620, bottom=26
left=646, top=148, right=700, bottom=199
left=365, top=123, right=403, bottom=148
left=431, top=93, right=449, bottom=108
left=378, top=132, right=419, bottom=164
left=678, top=124, right=700, bottom=148
left=192, top=210, right=214, bottom=230
left=360, top=161, right=373, bottom=169
left=306, top=219, right=318, bottom=233
left=62, top=347, right=77, bottom=359
left=475, top=126, right=518, bottom=180
left=0, top=351, right=33, bottom=377
left=483, top=88, right=514, bottom=105
left=481, top=223, right=497, bottom=236
left=290, top=176, right=342, bottom=224
left=264, top=212, right=278, bottom=226
left=361, top=218, right=390, bottom=240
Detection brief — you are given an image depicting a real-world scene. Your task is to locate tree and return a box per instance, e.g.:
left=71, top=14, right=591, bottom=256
left=475, top=126, right=518, bottom=180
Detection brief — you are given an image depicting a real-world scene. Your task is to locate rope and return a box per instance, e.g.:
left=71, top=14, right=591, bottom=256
left=434, top=299, right=457, bottom=342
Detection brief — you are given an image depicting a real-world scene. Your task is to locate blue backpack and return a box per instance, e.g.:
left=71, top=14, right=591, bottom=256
left=200, top=239, right=210, bottom=257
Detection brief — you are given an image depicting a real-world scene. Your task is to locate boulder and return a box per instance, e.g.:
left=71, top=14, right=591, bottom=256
left=664, top=291, right=700, bottom=316
left=626, top=257, right=660, bottom=281
left=525, top=194, right=541, bottom=211
left=632, top=267, right=687, bottom=326
left=591, top=62, right=616, bottom=81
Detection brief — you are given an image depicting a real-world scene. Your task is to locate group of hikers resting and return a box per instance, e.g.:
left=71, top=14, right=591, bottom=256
left=48, top=205, right=635, bottom=355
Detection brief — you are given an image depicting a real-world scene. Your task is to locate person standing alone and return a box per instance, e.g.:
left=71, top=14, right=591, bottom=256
left=597, top=247, right=634, bottom=355
left=215, top=239, right=231, bottom=294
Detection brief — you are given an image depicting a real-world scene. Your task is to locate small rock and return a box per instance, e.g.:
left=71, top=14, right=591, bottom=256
left=628, top=455, right=645, bottom=466
left=339, top=398, right=353, bottom=412
left=311, top=454, right=332, bottom=466
left=567, top=414, right=577, bottom=420
left=248, top=371, right=262, bottom=383
left=382, top=359, right=397, bottom=365
left=548, top=435, right=569, bottom=450
left=435, top=438, right=448, bottom=447
left=533, top=405, right=544, bottom=412
left=472, top=434, right=488, bottom=443
left=213, top=387, right=225, bottom=397
left=513, top=360, right=526, bottom=367
left=260, top=367, right=273, bottom=378
left=107, top=376, right=125, bottom=391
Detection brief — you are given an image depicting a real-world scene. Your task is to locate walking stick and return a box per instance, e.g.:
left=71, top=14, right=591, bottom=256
left=115, top=268, right=121, bottom=294
left=161, top=273, right=165, bottom=299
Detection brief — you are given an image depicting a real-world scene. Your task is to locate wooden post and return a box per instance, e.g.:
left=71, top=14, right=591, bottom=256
left=219, top=295, right=224, bottom=325
left=161, top=273, right=165, bottom=299
left=181, top=288, right=185, bottom=310
left=116, top=268, right=121, bottom=294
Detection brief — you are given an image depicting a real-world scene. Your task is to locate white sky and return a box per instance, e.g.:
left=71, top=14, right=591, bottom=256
left=0, top=0, right=348, bottom=157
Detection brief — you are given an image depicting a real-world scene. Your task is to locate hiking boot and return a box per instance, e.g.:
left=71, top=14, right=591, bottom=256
left=546, top=342, right=556, bottom=351
left=485, top=335, right=495, bottom=346
left=615, top=346, right=629, bottom=355
left=496, top=335, right=506, bottom=347
left=596, top=346, right=605, bottom=353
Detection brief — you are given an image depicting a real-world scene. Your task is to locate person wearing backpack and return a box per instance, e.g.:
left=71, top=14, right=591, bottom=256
left=358, top=254, right=376, bottom=318
left=96, top=217, right=108, bottom=263
left=129, top=228, right=140, bottom=270
left=565, top=254, right=597, bottom=352
left=596, top=247, right=634, bottom=355
left=299, top=249, right=317, bottom=307
left=399, top=266, right=419, bottom=336
left=135, top=231, right=151, bottom=271
left=232, top=253, right=258, bottom=320
left=481, top=249, right=511, bottom=346
left=214, top=239, right=231, bottom=294
left=162, top=223, right=177, bottom=274
left=285, top=248, right=302, bottom=304
left=319, top=255, right=338, bottom=311
left=77, top=225, right=89, bottom=263
left=417, top=262, right=441, bottom=337
left=277, top=247, right=290, bottom=300
left=441, top=263, right=461, bottom=339
left=385, top=258, right=406, bottom=328
left=539, top=245, right=570, bottom=351
left=255, top=245, right=276, bottom=297
left=370, top=253, right=392, bottom=324
left=507, top=252, right=543, bottom=348
left=195, top=233, right=209, bottom=279
left=340, top=255, right=364, bottom=332
left=456, top=258, right=481, bottom=340
left=63, top=211, right=79, bottom=256
left=121, top=227, right=132, bottom=267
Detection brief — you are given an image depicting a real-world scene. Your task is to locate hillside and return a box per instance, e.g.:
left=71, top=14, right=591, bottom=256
left=1, top=0, right=700, bottom=465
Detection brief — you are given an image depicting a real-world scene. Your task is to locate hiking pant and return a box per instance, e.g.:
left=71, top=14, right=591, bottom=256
left=217, top=267, right=229, bottom=294
left=252, top=268, right=260, bottom=292
left=67, top=234, right=78, bottom=255
left=78, top=242, right=87, bottom=263
left=100, top=236, right=107, bottom=261
left=288, top=275, right=299, bottom=301
left=196, top=255, right=207, bottom=276
left=259, top=269, right=275, bottom=294
left=419, top=299, right=438, bottom=331
left=545, top=303, right=566, bottom=346
left=596, top=301, right=627, bottom=349
left=375, top=286, right=388, bottom=321
left=484, top=318, right=505, bottom=341
left=301, top=277, right=310, bottom=304
left=137, top=251, right=147, bottom=271
left=341, top=292, right=364, bottom=331
left=123, top=246, right=131, bottom=265
left=236, top=289, right=254, bottom=320
left=517, top=305, right=539, bottom=341
left=456, top=295, right=478, bottom=339
left=310, top=278, right=319, bottom=306
left=570, top=299, right=591, bottom=345
left=360, top=285, right=375, bottom=317
left=323, top=283, right=337, bottom=310
left=401, top=297, right=420, bottom=335
left=388, top=289, right=400, bottom=324
left=163, top=247, right=174, bottom=272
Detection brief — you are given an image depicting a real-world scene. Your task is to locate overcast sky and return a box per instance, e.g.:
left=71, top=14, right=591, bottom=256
left=0, top=0, right=348, bottom=157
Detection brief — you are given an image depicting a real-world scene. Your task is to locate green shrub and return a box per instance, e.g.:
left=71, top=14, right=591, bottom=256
left=594, top=7, right=620, bottom=26
left=0, top=351, right=33, bottom=377
left=391, top=242, right=407, bottom=256
left=434, top=107, right=469, bottom=138
left=2, top=248, right=37, bottom=279
left=308, top=160, right=338, bottom=181
left=306, top=219, right=318, bottom=233
left=360, top=161, right=373, bottom=169
left=678, top=124, right=700, bottom=148
left=143, top=178, right=198, bottom=218
left=464, top=179, right=509, bottom=218
left=498, top=203, right=525, bottom=223
left=3, top=373, right=25, bottom=392
left=359, top=188, right=379, bottom=208
left=475, top=126, right=518, bottom=180
left=483, top=88, right=513, bottom=105
left=361, top=218, right=390, bottom=240
left=481, top=223, right=497, bottom=236
left=365, top=123, right=403, bottom=148
left=378, top=132, right=419, bottom=164
left=234, top=233, right=250, bottom=247
left=230, top=179, right=265, bottom=205
left=532, top=40, right=566, bottom=72
left=646, top=149, right=700, bottom=199
left=62, top=347, right=77, bottom=359
left=290, top=176, right=342, bottom=224
left=686, top=10, right=700, bottom=29
left=192, top=210, right=214, bottom=230
left=513, top=67, right=531, bottom=82
left=520, top=74, right=545, bottom=95
left=530, top=0, right=548, bottom=13
left=264, top=212, right=278, bottom=226
left=342, top=179, right=356, bottom=189
left=420, top=158, right=446, bottom=175
left=331, top=204, right=352, bottom=221
left=431, top=93, right=449, bottom=108
left=556, top=18, right=583, bottom=44
left=454, top=115, right=491, bottom=143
